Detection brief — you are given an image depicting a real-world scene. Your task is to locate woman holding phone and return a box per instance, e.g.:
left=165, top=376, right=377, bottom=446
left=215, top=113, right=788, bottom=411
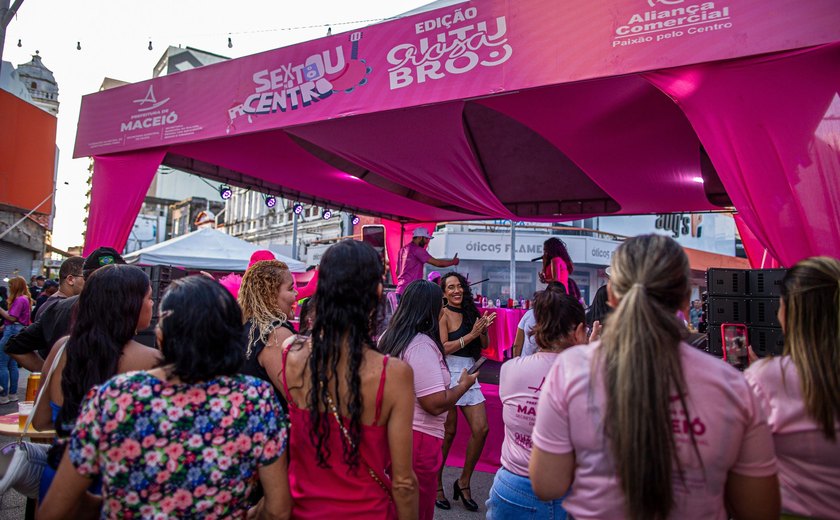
left=436, top=272, right=494, bottom=511
left=745, top=257, right=840, bottom=518
left=529, top=234, right=780, bottom=520
left=488, top=288, right=585, bottom=519
left=378, top=280, right=478, bottom=520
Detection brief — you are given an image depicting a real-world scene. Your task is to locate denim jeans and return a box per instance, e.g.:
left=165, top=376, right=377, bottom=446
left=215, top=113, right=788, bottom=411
left=0, top=323, right=22, bottom=396
left=486, top=467, right=568, bottom=520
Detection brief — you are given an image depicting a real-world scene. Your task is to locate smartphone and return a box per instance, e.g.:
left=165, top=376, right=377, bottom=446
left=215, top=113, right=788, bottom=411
left=467, top=356, right=487, bottom=375
left=721, top=323, right=749, bottom=371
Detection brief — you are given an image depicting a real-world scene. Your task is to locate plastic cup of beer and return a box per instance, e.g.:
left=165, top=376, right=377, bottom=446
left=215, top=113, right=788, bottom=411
left=18, top=401, right=34, bottom=430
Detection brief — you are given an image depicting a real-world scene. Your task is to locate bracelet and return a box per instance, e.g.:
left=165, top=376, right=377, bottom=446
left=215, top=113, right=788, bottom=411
left=459, top=337, right=465, bottom=350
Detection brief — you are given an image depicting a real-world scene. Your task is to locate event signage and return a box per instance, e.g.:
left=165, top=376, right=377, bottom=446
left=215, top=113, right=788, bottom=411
left=430, top=232, right=620, bottom=265
left=74, top=0, right=840, bottom=157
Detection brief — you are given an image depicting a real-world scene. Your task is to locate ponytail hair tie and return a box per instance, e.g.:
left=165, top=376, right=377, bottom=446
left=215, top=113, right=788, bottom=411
left=632, top=282, right=646, bottom=292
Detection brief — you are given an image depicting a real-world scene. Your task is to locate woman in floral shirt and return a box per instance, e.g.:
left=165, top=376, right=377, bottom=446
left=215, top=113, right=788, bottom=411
left=39, top=276, right=291, bottom=520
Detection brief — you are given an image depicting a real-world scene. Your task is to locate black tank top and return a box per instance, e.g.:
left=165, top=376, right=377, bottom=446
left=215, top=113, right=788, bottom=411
left=446, top=305, right=482, bottom=360
left=242, top=319, right=295, bottom=413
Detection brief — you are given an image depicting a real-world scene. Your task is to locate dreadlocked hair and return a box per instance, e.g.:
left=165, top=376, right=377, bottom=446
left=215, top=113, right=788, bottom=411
left=308, top=240, right=383, bottom=470
left=238, top=260, right=290, bottom=359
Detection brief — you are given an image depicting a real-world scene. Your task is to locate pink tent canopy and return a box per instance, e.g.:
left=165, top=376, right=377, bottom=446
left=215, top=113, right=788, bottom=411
left=75, top=0, right=840, bottom=267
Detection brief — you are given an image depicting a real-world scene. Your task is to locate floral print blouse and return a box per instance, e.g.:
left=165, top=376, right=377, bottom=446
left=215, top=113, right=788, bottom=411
left=68, top=371, right=287, bottom=519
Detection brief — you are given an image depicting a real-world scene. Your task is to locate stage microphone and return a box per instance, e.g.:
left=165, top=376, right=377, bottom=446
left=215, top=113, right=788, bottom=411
left=468, top=278, right=490, bottom=287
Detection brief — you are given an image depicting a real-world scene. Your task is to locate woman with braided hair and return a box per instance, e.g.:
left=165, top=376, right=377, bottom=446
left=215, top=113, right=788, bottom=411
left=278, top=240, right=418, bottom=519
left=530, top=234, right=779, bottom=520
left=238, top=259, right=298, bottom=413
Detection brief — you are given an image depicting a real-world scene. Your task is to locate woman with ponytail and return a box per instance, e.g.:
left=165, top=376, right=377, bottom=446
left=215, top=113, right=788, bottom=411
left=530, top=234, right=779, bottom=519
left=278, top=240, right=418, bottom=519
left=745, top=257, right=840, bottom=518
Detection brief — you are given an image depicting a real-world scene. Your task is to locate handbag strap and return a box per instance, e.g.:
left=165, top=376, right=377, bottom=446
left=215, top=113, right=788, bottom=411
left=21, top=338, right=68, bottom=435
left=323, top=390, right=393, bottom=501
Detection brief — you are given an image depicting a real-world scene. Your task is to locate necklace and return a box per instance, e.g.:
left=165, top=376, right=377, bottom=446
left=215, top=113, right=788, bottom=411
left=445, top=304, right=465, bottom=314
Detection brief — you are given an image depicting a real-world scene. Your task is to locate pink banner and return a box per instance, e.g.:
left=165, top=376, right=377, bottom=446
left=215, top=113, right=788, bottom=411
left=74, top=0, right=840, bottom=158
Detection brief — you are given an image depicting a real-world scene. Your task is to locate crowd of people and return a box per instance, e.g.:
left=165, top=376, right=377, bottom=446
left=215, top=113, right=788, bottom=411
left=0, top=233, right=837, bottom=519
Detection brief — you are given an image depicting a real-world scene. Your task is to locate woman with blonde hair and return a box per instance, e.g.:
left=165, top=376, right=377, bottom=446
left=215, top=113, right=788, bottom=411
left=530, top=234, right=780, bottom=520
left=0, top=276, right=33, bottom=402
left=745, top=256, right=840, bottom=518
left=238, top=259, right=298, bottom=412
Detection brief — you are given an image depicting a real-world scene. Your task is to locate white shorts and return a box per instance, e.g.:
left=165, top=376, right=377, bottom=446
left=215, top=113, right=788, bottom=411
left=445, top=355, right=485, bottom=407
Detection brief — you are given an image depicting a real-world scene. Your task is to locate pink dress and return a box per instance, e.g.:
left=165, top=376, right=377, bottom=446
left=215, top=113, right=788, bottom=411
left=282, top=348, right=394, bottom=519
left=543, top=257, right=569, bottom=291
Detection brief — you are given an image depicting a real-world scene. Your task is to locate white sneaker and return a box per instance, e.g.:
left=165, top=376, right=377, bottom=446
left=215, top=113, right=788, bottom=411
left=7, top=395, right=18, bottom=403
left=0, top=396, right=9, bottom=404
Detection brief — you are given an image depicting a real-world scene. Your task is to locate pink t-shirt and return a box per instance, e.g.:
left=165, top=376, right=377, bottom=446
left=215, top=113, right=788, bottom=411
left=532, top=341, right=776, bottom=520
left=499, top=351, right=559, bottom=476
left=5, top=295, right=31, bottom=326
left=395, top=243, right=432, bottom=294
left=745, top=356, right=840, bottom=518
left=402, top=334, right=451, bottom=439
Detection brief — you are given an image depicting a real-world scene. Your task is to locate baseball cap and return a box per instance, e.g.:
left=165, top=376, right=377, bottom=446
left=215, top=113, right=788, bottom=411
left=43, top=279, right=59, bottom=289
left=35, top=275, right=46, bottom=281
left=413, top=228, right=433, bottom=239
left=427, top=271, right=441, bottom=283
left=248, top=250, right=276, bottom=268
left=82, top=247, right=126, bottom=275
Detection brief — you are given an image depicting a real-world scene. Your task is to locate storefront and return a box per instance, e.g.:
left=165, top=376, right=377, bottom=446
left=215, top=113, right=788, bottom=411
left=426, top=231, right=619, bottom=304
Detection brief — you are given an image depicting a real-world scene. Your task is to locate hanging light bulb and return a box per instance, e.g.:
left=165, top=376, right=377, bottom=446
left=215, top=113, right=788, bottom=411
left=17, top=39, right=22, bottom=47
left=228, top=36, right=233, bottom=48
left=148, top=40, right=153, bottom=51
left=326, top=27, right=332, bottom=36
left=76, top=41, right=81, bottom=50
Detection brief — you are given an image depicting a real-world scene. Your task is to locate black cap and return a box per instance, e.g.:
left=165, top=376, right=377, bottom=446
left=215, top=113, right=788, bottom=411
left=82, top=247, right=126, bottom=274
left=43, top=279, right=59, bottom=289
left=35, top=275, right=46, bottom=280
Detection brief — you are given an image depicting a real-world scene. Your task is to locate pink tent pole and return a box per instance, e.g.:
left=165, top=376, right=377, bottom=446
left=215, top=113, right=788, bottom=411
left=84, top=149, right=167, bottom=255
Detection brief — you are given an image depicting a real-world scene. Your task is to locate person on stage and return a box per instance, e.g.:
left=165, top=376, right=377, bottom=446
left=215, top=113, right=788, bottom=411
left=395, top=228, right=459, bottom=298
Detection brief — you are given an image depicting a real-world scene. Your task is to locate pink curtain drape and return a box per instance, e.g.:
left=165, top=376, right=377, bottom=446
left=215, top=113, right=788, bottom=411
left=644, top=43, right=840, bottom=267
left=83, top=149, right=166, bottom=255
left=734, top=214, right=781, bottom=269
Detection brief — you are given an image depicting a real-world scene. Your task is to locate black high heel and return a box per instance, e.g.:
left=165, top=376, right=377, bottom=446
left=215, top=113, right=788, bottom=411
left=452, top=480, right=479, bottom=512
left=434, top=487, right=451, bottom=510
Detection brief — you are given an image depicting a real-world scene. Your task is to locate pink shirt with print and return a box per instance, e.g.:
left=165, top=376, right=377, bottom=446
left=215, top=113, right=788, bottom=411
left=745, top=356, right=840, bottom=519
left=395, top=243, right=432, bottom=294
left=499, top=351, right=559, bottom=476
left=532, top=341, right=777, bottom=520
left=402, top=334, right=451, bottom=439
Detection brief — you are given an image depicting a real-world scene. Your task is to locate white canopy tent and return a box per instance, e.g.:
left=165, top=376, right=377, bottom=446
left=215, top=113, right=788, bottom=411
left=124, top=228, right=306, bottom=272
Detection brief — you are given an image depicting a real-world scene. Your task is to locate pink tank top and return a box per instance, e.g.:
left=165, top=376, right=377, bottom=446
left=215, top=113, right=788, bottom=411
left=282, top=347, right=395, bottom=519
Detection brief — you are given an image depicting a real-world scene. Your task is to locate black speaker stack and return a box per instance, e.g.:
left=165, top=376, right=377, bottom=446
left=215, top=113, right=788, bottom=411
left=703, top=268, right=786, bottom=359
left=135, top=265, right=189, bottom=347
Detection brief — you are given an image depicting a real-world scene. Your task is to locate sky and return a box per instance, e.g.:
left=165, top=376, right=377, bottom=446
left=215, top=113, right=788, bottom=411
left=3, top=0, right=434, bottom=250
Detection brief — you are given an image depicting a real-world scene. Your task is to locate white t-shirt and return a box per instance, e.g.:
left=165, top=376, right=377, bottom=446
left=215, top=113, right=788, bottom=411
left=517, top=310, right=537, bottom=357
left=499, top=351, right=559, bottom=476
left=532, top=341, right=777, bottom=520
left=745, top=356, right=840, bottom=518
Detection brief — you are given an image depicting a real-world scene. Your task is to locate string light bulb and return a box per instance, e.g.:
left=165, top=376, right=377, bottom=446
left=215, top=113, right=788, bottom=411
left=228, top=36, right=233, bottom=48
left=17, top=39, right=21, bottom=47
left=148, top=40, right=153, bottom=51
left=76, top=41, right=81, bottom=50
